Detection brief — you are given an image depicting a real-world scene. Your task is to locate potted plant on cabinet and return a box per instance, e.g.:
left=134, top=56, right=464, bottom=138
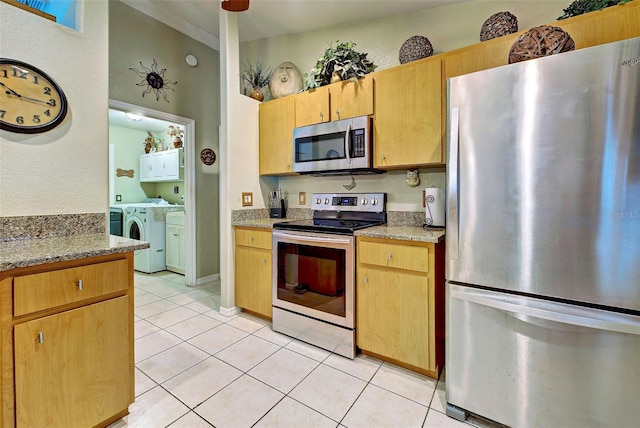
left=241, top=62, right=273, bottom=101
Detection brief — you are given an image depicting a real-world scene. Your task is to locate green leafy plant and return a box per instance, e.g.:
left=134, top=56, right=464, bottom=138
left=558, top=0, right=632, bottom=19
left=241, top=62, right=273, bottom=90
left=304, top=40, right=376, bottom=89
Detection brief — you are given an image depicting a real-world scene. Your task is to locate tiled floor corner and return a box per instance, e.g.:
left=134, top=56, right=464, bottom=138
left=109, top=271, right=488, bottom=428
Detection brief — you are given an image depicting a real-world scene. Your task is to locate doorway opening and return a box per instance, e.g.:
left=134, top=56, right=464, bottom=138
left=108, top=99, right=196, bottom=286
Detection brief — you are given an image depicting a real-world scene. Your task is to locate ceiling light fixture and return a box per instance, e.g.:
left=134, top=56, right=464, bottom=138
left=221, top=0, right=249, bottom=12
left=125, top=112, right=143, bottom=121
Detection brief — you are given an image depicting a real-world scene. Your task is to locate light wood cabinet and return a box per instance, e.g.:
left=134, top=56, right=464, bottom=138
left=356, top=237, right=444, bottom=378
left=14, top=297, right=130, bottom=427
left=259, top=96, right=296, bottom=176
left=373, top=56, right=443, bottom=169
left=1, top=253, right=134, bottom=427
left=294, top=76, right=374, bottom=128
left=234, top=227, right=272, bottom=319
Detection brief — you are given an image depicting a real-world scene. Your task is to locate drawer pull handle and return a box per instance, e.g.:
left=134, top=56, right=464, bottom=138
left=173, top=233, right=179, bottom=237
left=387, top=253, right=392, bottom=261
left=77, top=279, right=83, bottom=290
left=364, top=276, right=368, bottom=284
left=320, top=112, right=324, bottom=121
left=38, top=332, right=44, bottom=344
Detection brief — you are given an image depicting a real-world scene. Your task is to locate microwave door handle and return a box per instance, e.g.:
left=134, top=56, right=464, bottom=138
left=345, top=122, right=352, bottom=164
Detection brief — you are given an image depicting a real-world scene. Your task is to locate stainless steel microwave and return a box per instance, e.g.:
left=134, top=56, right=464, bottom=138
left=292, top=115, right=383, bottom=175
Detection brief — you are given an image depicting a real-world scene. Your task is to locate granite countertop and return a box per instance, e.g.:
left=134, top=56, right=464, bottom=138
left=0, top=234, right=149, bottom=272
left=355, top=225, right=445, bottom=243
left=232, top=210, right=445, bottom=243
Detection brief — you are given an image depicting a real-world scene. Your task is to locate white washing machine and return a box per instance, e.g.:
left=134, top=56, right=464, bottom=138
left=124, top=203, right=167, bottom=273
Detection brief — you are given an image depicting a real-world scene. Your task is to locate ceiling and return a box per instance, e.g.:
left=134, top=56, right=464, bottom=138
left=109, top=109, right=174, bottom=133
left=120, top=0, right=470, bottom=50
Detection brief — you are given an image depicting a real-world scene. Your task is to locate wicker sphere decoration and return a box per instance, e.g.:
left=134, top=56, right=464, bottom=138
left=399, top=35, right=433, bottom=64
left=480, top=11, right=518, bottom=41
left=509, top=25, right=575, bottom=64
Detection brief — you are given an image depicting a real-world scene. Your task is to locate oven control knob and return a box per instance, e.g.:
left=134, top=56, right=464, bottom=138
left=315, top=198, right=322, bottom=205
left=324, top=198, right=330, bottom=205
left=371, top=199, right=378, bottom=206
left=361, top=198, right=368, bottom=205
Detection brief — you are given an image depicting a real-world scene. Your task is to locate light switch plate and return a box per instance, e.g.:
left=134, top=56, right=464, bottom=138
left=299, top=192, right=306, bottom=205
left=242, top=192, right=253, bottom=207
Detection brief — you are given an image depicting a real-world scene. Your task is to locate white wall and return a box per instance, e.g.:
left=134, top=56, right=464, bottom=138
left=0, top=2, right=108, bottom=217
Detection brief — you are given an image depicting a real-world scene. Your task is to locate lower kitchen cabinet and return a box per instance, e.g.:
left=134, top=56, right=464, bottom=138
left=234, top=227, right=272, bottom=319
left=356, top=237, right=444, bottom=378
left=1, top=253, right=134, bottom=427
left=14, top=297, right=130, bottom=427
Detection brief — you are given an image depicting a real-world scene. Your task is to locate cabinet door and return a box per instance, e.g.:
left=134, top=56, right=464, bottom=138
left=294, top=85, right=330, bottom=127
left=14, top=297, right=131, bottom=428
left=235, top=246, right=272, bottom=319
left=373, top=56, right=443, bottom=168
left=259, top=96, right=296, bottom=175
left=140, top=154, right=153, bottom=182
left=152, top=152, right=165, bottom=180
left=166, top=224, right=186, bottom=274
left=357, top=267, right=431, bottom=371
left=163, top=150, right=180, bottom=181
left=330, top=75, right=373, bottom=121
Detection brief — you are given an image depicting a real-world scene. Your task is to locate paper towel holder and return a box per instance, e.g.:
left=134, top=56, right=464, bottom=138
left=423, top=186, right=446, bottom=228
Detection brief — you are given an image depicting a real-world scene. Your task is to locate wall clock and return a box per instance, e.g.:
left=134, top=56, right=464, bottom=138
left=0, top=58, right=68, bottom=133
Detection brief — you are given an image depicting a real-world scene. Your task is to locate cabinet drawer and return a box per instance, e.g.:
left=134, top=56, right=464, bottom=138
left=358, top=240, right=429, bottom=273
left=14, top=259, right=129, bottom=316
left=235, top=228, right=272, bottom=250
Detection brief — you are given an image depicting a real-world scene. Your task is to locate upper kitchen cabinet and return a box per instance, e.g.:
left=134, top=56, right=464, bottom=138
left=294, top=85, right=330, bottom=127
left=294, top=76, right=373, bottom=128
left=373, top=56, right=443, bottom=169
left=259, top=95, right=296, bottom=176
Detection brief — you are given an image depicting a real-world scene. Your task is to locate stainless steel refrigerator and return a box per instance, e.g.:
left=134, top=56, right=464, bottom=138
left=445, top=37, right=640, bottom=427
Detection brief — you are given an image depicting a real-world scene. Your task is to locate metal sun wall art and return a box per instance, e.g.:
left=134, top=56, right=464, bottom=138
left=129, top=59, right=177, bottom=103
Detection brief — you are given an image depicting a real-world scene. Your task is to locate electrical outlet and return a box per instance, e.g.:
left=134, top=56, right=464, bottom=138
left=242, top=192, right=253, bottom=207
left=173, top=185, right=179, bottom=194
left=299, top=192, right=306, bottom=205
left=116, top=195, right=122, bottom=202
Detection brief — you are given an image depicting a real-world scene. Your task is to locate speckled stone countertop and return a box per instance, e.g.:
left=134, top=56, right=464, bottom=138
left=0, top=234, right=150, bottom=272
left=232, top=209, right=445, bottom=243
left=355, top=225, right=445, bottom=243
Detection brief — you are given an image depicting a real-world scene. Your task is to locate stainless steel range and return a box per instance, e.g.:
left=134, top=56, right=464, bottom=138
left=272, top=192, right=386, bottom=358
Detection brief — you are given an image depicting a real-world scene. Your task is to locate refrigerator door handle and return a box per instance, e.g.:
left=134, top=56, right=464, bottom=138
left=450, top=286, right=640, bottom=336
left=448, top=107, right=460, bottom=260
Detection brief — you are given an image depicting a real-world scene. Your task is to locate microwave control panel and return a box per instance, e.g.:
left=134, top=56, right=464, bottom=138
left=351, top=129, right=366, bottom=158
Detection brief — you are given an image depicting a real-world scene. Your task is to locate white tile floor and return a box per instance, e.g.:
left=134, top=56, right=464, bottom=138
left=109, top=271, right=492, bottom=428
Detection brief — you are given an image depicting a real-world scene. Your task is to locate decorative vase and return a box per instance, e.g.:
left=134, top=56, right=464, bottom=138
left=250, top=88, right=264, bottom=102
left=173, top=137, right=183, bottom=149
left=144, top=142, right=152, bottom=154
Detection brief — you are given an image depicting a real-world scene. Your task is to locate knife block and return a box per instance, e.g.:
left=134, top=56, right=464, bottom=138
left=269, top=199, right=286, bottom=218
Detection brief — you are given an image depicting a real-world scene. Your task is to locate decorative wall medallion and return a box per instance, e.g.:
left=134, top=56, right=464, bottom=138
left=200, top=148, right=216, bottom=166
left=129, top=59, right=177, bottom=102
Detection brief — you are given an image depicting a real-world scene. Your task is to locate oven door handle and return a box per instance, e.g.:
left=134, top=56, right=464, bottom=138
left=273, top=230, right=353, bottom=245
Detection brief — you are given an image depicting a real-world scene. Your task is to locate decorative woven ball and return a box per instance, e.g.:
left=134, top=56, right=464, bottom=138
left=508, top=25, right=575, bottom=64
left=399, top=35, right=433, bottom=64
left=480, top=11, right=518, bottom=41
